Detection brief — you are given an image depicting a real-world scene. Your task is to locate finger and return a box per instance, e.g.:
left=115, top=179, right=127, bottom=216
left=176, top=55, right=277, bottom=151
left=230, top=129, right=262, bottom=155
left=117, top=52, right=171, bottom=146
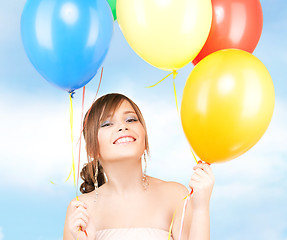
left=194, top=163, right=213, bottom=176
left=202, top=164, right=213, bottom=175
left=194, top=167, right=215, bottom=184
left=197, top=160, right=210, bottom=165
left=193, top=163, right=208, bottom=170
left=74, top=200, right=88, bottom=209
left=190, top=173, right=202, bottom=182
left=200, top=164, right=214, bottom=180
left=75, top=207, right=89, bottom=220
left=74, top=219, right=87, bottom=231
left=194, top=168, right=209, bottom=178
left=78, top=213, right=89, bottom=225
left=71, top=200, right=88, bottom=209
left=190, top=169, right=214, bottom=188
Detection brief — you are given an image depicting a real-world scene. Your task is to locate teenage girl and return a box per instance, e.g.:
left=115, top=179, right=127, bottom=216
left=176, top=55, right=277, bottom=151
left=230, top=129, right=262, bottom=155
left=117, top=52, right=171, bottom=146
left=63, top=93, right=214, bottom=240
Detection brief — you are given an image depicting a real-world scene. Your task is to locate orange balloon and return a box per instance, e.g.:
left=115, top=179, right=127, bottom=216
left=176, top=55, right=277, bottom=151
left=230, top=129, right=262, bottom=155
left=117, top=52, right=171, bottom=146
left=181, top=49, right=275, bottom=163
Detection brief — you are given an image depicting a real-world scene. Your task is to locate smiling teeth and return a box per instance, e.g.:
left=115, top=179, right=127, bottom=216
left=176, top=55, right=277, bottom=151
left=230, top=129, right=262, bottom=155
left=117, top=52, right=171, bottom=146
left=115, top=137, right=135, bottom=144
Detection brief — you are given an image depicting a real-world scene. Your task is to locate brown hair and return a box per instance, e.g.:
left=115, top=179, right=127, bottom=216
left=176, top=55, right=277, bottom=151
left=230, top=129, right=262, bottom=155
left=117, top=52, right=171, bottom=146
left=80, top=93, right=150, bottom=194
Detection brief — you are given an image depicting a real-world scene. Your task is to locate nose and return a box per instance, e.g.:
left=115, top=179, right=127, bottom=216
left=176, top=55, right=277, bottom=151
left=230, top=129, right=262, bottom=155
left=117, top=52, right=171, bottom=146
left=118, top=126, right=128, bottom=132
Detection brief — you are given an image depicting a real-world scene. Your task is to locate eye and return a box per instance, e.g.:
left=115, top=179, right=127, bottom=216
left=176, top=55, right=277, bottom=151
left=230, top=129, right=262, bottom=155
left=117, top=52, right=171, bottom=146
left=126, top=117, right=138, bottom=123
left=100, top=121, right=112, bottom=127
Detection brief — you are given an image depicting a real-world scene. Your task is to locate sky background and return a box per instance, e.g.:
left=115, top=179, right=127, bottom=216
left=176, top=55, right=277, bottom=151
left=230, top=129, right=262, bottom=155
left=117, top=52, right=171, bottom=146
left=0, top=0, right=287, bottom=239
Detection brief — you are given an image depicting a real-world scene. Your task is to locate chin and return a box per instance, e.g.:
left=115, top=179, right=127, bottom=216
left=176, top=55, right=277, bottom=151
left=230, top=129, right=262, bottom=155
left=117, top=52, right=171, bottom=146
left=117, top=151, right=143, bottom=161
left=102, top=150, right=144, bottom=163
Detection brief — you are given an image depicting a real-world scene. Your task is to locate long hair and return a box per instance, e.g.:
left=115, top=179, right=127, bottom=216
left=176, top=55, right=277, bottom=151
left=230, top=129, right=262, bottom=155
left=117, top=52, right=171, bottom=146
left=80, top=93, right=150, bottom=193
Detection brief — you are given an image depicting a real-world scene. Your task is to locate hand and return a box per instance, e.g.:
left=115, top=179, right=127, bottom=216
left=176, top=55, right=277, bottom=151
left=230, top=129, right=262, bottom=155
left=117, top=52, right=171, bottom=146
left=189, top=161, right=215, bottom=210
left=68, top=200, right=90, bottom=240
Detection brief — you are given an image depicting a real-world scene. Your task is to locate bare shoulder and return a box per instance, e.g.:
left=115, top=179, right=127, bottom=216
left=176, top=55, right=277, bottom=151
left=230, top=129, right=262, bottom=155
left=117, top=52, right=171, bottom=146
left=150, top=176, right=189, bottom=192
left=77, top=190, right=97, bottom=207
left=65, top=190, right=96, bottom=212
left=149, top=176, right=190, bottom=202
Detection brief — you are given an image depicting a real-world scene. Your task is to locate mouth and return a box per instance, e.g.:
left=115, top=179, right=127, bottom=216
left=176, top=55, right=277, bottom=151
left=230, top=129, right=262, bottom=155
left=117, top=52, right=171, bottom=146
left=113, top=136, right=136, bottom=144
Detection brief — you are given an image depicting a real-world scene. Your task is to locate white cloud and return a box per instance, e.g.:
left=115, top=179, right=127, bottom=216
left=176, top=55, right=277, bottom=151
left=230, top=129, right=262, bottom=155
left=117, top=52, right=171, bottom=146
left=0, top=92, right=184, bottom=191
left=0, top=227, right=3, bottom=240
left=1, top=92, right=286, bottom=195
left=0, top=95, right=88, bottom=193
left=0, top=0, right=26, bottom=45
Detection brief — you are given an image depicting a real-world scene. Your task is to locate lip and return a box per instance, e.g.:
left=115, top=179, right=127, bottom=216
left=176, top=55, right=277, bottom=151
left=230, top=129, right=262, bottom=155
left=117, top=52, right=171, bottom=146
left=113, top=135, right=136, bottom=144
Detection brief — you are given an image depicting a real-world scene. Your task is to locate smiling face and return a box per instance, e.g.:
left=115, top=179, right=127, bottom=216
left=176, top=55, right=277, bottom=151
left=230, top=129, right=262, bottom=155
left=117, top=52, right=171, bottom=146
left=97, top=100, right=146, bottom=162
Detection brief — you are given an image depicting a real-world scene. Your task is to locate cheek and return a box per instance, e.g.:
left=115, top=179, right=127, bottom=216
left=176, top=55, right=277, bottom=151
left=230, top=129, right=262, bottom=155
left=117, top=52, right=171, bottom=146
left=97, top=131, right=108, bottom=152
left=138, top=126, right=146, bottom=146
left=98, top=129, right=109, bottom=142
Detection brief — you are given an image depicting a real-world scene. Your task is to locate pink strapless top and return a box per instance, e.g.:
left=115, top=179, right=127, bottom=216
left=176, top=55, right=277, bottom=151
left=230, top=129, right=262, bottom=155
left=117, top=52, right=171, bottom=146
left=94, top=228, right=173, bottom=240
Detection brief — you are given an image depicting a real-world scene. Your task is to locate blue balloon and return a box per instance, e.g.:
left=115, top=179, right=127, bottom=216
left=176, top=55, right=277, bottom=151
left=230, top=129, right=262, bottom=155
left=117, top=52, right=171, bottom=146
left=21, top=0, right=113, bottom=92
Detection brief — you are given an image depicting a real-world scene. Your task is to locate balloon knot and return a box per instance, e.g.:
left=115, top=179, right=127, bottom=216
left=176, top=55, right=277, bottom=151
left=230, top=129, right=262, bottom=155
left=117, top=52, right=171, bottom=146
left=69, top=91, right=75, bottom=98
left=172, top=70, right=178, bottom=79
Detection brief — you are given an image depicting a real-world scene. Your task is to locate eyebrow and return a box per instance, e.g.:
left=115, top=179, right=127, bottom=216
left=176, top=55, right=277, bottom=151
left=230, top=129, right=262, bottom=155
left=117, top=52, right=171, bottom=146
left=106, top=111, right=136, bottom=118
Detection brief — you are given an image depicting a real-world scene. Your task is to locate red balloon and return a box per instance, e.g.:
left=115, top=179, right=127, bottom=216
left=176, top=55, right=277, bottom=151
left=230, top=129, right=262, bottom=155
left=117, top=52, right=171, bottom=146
left=192, top=0, right=263, bottom=65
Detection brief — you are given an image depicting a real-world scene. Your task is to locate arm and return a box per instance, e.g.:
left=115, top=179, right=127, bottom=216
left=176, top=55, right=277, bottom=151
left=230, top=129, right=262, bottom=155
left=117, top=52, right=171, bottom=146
left=171, top=161, right=214, bottom=240
left=188, top=206, right=210, bottom=240
left=188, top=161, right=214, bottom=240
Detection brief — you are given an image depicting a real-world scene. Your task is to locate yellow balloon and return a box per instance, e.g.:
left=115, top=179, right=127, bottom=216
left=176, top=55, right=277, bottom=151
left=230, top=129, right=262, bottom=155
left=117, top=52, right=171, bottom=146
left=181, top=49, right=275, bottom=164
left=117, top=0, right=212, bottom=71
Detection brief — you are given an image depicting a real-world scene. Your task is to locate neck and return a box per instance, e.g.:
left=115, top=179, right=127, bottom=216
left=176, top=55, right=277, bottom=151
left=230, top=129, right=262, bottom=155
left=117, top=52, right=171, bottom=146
left=101, top=157, right=144, bottom=195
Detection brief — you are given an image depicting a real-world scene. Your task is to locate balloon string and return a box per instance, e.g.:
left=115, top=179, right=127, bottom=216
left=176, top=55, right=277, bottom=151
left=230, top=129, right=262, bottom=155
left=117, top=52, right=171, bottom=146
left=67, top=92, right=78, bottom=198
left=75, top=67, right=103, bottom=148
left=77, top=223, right=88, bottom=240
left=77, top=217, right=88, bottom=240
left=168, top=207, right=177, bottom=240
left=51, top=93, right=78, bottom=187
left=146, top=70, right=180, bottom=114
left=70, top=90, right=87, bottom=240
left=168, top=189, right=193, bottom=240
left=173, top=79, right=179, bottom=115
left=76, top=86, right=86, bottom=197
left=53, top=94, right=75, bottom=186
left=171, top=71, right=180, bottom=117
left=190, top=148, right=198, bottom=164
left=178, top=192, right=191, bottom=240
left=76, top=68, right=103, bottom=239
left=50, top=68, right=103, bottom=189
left=64, top=165, right=73, bottom=183
left=146, top=70, right=197, bottom=165
left=146, top=72, right=173, bottom=88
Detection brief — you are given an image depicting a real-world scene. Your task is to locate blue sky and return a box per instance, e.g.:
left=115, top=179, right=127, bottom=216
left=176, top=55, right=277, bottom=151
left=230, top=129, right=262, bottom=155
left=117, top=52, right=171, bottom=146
left=0, top=0, right=287, bottom=239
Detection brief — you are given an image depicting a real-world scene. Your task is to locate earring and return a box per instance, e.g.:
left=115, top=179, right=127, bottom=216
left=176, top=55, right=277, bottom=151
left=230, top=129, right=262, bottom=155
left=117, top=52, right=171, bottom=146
left=94, top=159, right=99, bottom=201
left=142, top=151, right=149, bottom=191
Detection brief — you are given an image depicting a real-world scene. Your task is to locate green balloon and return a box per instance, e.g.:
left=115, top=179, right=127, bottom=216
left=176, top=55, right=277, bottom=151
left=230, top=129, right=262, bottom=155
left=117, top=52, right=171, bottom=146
left=107, top=0, right=117, bottom=20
